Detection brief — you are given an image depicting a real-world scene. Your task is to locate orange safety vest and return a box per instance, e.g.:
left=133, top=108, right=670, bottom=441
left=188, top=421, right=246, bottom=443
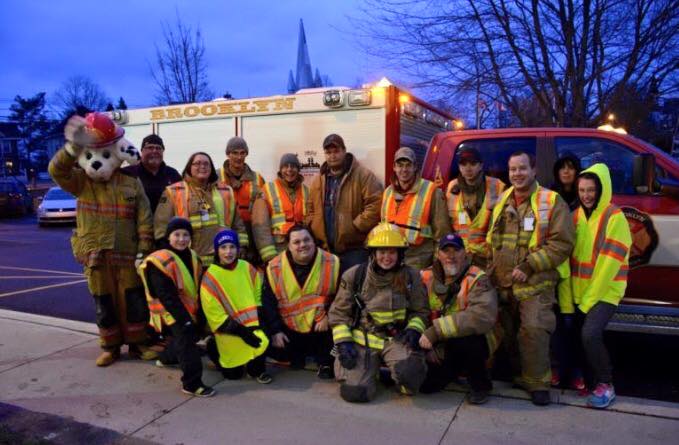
left=220, top=167, right=264, bottom=223
left=446, top=176, right=504, bottom=255
left=165, top=180, right=236, bottom=230
left=266, top=249, right=339, bottom=333
left=139, top=249, right=201, bottom=333
left=381, top=178, right=436, bottom=245
left=263, top=179, right=309, bottom=237
left=421, top=266, right=500, bottom=353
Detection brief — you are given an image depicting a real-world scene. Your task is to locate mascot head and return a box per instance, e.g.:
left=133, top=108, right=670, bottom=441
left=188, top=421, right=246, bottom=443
left=75, top=113, right=140, bottom=182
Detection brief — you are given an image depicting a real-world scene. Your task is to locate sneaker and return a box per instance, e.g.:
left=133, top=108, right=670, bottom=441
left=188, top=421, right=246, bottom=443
left=317, top=365, right=334, bottom=380
left=398, top=385, right=413, bottom=396
left=570, top=376, right=586, bottom=392
left=467, top=390, right=490, bottom=405
left=588, top=383, right=615, bottom=409
left=530, top=390, right=551, bottom=406
left=550, top=369, right=561, bottom=387
left=182, top=385, right=216, bottom=398
left=256, top=373, right=273, bottom=384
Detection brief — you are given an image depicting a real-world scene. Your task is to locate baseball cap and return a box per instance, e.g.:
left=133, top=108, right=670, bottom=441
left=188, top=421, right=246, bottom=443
left=439, top=233, right=465, bottom=250
left=394, top=147, right=416, bottom=164
left=322, top=134, right=346, bottom=150
left=457, top=146, right=482, bottom=163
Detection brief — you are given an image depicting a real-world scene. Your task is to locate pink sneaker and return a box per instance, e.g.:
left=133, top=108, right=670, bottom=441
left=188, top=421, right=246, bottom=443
left=588, top=383, right=615, bottom=409
left=550, top=369, right=561, bottom=387
left=570, top=376, right=586, bottom=392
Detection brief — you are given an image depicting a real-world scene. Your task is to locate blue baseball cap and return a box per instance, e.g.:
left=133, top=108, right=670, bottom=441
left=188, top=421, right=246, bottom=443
left=213, top=229, right=240, bottom=252
left=439, top=233, right=465, bottom=250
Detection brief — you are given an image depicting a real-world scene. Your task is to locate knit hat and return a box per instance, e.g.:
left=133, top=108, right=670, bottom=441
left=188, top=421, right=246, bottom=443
left=226, top=136, right=249, bottom=154
left=279, top=153, right=301, bottom=169
left=141, top=134, right=164, bottom=150
left=213, top=229, right=240, bottom=253
left=165, top=217, right=193, bottom=239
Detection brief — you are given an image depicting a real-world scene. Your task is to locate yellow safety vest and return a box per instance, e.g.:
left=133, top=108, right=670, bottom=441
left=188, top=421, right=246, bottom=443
left=446, top=176, right=504, bottom=256
left=200, top=261, right=269, bottom=368
left=267, top=249, right=339, bottom=333
left=381, top=178, right=436, bottom=245
left=138, top=249, right=201, bottom=333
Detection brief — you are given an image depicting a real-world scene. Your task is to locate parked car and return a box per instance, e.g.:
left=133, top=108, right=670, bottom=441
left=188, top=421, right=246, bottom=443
left=0, top=178, right=32, bottom=217
left=37, top=186, right=76, bottom=226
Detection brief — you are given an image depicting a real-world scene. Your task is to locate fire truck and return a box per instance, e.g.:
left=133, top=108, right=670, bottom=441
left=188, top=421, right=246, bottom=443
left=113, top=80, right=454, bottom=185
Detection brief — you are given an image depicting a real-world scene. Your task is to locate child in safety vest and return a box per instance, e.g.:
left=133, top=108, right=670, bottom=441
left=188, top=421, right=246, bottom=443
left=201, top=229, right=272, bottom=384
left=138, top=217, right=215, bottom=397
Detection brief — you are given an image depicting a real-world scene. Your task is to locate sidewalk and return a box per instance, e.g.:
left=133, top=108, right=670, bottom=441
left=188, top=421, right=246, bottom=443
left=1, top=308, right=678, bottom=445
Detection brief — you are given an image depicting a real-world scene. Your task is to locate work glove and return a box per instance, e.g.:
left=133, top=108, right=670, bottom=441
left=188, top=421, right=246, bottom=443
left=337, top=342, right=358, bottom=370
left=63, top=115, right=95, bottom=152
left=396, top=328, right=422, bottom=351
left=218, top=319, right=261, bottom=348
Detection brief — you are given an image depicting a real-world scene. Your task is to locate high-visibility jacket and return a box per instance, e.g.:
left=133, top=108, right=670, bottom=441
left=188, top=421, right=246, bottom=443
left=201, top=260, right=269, bottom=368
left=559, top=164, right=631, bottom=314
left=264, top=179, right=309, bottom=237
left=421, top=265, right=501, bottom=354
left=267, top=248, right=339, bottom=333
left=381, top=178, right=436, bottom=246
left=487, top=183, right=571, bottom=299
left=219, top=165, right=265, bottom=223
left=446, top=176, right=505, bottom=257
left=163, top=180, right=248, bottom=263
left=138, top=249, right=201, bottom=333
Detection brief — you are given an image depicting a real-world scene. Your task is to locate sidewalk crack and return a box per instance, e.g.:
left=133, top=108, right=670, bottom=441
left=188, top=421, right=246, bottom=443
left=437, top=395, right=464, bottom=445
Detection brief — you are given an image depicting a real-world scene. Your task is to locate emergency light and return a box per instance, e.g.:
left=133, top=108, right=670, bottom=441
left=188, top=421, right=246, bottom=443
left=323, top=90, right=344, bottom=108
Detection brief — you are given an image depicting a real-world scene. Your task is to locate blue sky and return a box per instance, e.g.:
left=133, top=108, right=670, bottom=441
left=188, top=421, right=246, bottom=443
left=0, top=0, right=393, bottom=117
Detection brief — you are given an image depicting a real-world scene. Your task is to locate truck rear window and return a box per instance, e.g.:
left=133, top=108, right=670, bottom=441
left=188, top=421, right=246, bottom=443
left=451, top=137, right=537, bottom=185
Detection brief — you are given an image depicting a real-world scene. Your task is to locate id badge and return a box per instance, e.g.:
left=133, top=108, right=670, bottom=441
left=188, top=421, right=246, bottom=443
left=458, top=211, right=467, bottom=225
left=200, top=209, right=210, bottom=222
left=523, top=217, right=535, bottom=231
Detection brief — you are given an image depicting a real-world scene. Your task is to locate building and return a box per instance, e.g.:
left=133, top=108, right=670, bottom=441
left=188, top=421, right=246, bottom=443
left=286, top=19, right=332, bottom=93
left=0, top=122, right=22, bottom=176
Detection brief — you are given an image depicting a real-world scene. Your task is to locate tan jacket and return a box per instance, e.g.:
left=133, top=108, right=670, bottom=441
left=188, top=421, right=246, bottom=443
left=422, top=260, right=498, bottom=344
left=48, top=146, right=153, bottom=267
left=154, top=177, right=247, bottom=264
left=382, top=175, right=451, bottom=269
left=307, top=154, right=383, bottom=253
left=329, top=262, right=430, bottom=339
left=487, top=181, right=574, bottom=297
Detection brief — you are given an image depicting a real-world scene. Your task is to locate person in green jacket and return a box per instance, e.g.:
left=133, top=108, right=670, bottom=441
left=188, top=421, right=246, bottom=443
left=201, top=229, right=272, bottom=384
left=559, top=163, right=632, bottom=409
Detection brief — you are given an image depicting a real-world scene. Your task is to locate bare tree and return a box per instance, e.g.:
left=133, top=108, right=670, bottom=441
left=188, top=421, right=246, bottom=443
left=53, top=75, right=111, bottom=117
left=151, top=15, right=214, bottom=104
left=354, top=0, right=679, bottom=129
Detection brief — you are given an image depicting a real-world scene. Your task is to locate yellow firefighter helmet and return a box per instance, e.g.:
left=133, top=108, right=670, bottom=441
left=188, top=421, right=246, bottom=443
left=366, top=222, right=408, bottom=248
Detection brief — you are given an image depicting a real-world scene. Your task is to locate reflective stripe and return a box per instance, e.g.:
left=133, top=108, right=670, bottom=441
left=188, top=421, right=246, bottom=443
left=570, top=205, right=618, bottom=279
left=259, top=244, right=278, bottom=262
left=351, top=329, right=385, bottom=350
left=263, top=179, right=308, bottom=236
left=220, top=167, right=264, bottom=223
left=434, top=315, right=457, bottom=338
left=370, top=308, right=406, bottom=325
left=381, top=178, right=436, bottom=245
left=446, top=177, right=504, bottom=255
left=165, top=181, right=236, bottom=230
left=406, top=316, right=426, bottom=333
left=77, top=200, right=135, bottom=219
left=332, top=324, right=353, bottom=343
left=266, top=249, right=339, bottom=333
left=201, top=263, right=261, bottom=326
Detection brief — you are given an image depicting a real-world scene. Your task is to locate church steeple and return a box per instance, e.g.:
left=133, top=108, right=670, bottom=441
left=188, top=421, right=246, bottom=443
left=287, top=19, right=331, bottom=93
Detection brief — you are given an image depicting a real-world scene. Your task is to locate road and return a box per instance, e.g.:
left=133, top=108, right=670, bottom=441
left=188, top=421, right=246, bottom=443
left=0, top=214, right=678, bottom=402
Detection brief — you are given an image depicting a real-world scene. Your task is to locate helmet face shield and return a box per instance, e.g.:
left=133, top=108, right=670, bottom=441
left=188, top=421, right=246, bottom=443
left=366, top=222, right=408, bottom=249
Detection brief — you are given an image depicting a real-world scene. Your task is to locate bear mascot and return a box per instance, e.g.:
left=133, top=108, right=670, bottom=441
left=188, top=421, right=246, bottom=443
left=48, top=112, right=156, bottom=366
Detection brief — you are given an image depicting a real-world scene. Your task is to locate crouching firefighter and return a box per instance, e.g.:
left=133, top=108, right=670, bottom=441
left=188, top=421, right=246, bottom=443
left=329, top=222, right=430, bottom=403
left=418, top=234, right=501, bottom=405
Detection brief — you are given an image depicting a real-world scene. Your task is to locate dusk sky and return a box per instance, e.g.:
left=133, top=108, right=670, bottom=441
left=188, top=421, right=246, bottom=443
left=0, top=0, right=398, bottom=118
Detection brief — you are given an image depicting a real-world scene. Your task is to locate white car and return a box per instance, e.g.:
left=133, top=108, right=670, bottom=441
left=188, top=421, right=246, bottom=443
left=37, top=186, right=76, bottom=226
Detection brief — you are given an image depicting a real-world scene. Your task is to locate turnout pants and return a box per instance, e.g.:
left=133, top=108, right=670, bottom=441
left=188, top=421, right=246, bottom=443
left=498, top=287, right=556, bottom=392
left=335, top=339, right=427, bottom=403
left=85, top=251, right=149, bottom=350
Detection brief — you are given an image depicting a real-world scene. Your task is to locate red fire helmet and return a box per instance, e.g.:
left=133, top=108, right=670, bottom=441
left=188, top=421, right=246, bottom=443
left=85, top=112, right=125, bottom=148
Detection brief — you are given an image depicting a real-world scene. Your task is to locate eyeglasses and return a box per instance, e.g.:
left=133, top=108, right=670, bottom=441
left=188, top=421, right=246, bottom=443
left=191, top=161, right=211, bottom=168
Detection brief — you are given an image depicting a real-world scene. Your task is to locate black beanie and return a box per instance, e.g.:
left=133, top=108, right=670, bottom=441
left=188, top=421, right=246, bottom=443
left=165, top=217, right=193, bottom=239
left=142, top=134, right=164, bottom=149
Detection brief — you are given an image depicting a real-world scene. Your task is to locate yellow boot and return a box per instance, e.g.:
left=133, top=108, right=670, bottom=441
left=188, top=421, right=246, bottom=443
left=128, top=344, right=159, bottom=361
left=95, top=349, right=120, bottom=367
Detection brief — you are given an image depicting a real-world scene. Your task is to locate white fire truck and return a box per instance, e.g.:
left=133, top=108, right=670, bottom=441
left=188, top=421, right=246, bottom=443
left=113, top=80, right=455, bottom=185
